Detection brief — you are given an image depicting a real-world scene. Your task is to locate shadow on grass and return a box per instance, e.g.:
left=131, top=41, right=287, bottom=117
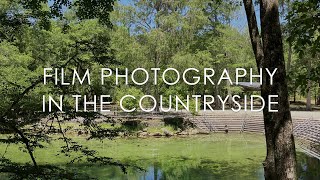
left=0, top=157, right=144, bottom=180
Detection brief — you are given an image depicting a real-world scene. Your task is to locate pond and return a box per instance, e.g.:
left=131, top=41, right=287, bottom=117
left=1, top=133, right=319, bottom=179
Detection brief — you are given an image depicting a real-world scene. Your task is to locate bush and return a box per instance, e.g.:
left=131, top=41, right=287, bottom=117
left=189, top=99, right=200, bottom=116
left=114, top=87, right=144, bottom=112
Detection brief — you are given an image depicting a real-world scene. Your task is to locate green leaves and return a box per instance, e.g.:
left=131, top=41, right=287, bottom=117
left=287, top=0, right=320, bottom=57
left=115, top=87, right=144, bottom=112
left=74, top=0, right=115, bottom=26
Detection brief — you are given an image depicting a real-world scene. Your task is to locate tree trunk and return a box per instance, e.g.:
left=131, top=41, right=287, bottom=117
left=293, top=89, right=296, bottom=103
left=260, top=0, right=297, bottom=179
left=306, top=59, right=312, bottom=111
left=227, top=80, right=233, bottom=108
left=317, top=82, right=320, bottom=105
left=243, top=0, right=263, bottom=68
left=214, top=85, right=221, bottom=109
left=287, top=42, right=292, bottom=73
left=286, top=1, right=292, bottom=74
left=243, top=0, right=276, bottom=178
left=154, top=51, right=160, bottom=112
left=244, top=0, right=297, bottom=179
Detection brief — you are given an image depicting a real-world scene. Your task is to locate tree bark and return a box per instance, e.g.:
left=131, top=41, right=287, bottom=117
left=243, top=0, right=263, bottom=69
left=260, top=0, right=297, bottom=179
left=243, top=0, right=297, bottom=179
left=243, top=0, right=275, bottom=178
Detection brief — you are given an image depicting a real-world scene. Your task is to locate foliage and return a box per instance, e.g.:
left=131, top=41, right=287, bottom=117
left=115, top=87, right=144, bottom=112
left=284, top=0, right=320, bottom=104
left=0, top=0, right=318, bottom=178
left=110, top=0, right=252, bottom=112
left=0, top=0, right=127, bottom=177
left=287, top=0, right=320, bottom=56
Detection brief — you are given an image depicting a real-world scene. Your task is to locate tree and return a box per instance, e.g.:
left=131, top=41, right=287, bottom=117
left=243, top=0, right=297, bottom=179
left=287, top=0, right=320, bottom=108
left=111, top=0, right=253, bottom=111
left=0, top=0, right=138, bottom=178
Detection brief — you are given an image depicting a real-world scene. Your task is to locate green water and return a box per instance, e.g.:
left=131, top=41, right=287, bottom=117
left=1, top=133, right=319, bottom=179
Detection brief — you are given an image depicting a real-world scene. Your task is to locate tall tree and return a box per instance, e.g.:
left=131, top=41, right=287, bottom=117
left=243, top=0, right=297, bottom=179
left=0, top=1, right=134, bottom=178
left=287, top=0, right=320, bottom=109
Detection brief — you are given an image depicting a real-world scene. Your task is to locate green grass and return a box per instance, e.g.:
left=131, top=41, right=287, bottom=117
left=0, top=134, right=319, bottom=179
left=0, top=133, right=267, bottom=179
left=0, top=133, right=265, bottom=163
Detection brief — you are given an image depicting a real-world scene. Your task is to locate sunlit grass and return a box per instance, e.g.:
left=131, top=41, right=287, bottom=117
left=0, top=133, right=266, bottom=166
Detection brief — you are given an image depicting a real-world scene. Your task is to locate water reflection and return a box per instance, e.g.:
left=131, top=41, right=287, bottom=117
left=73, top=152, right=319, bottom=179
left=297, top=152, right=320, bottom=180
left=142, top=163, right=162, bottom=180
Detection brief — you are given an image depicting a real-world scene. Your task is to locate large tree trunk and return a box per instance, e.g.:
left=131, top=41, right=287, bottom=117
left=260, top=0, right=297, bottom=178
left=243, top=0, right=275, bottom=178
left=243, top=0, right=297, bottom=179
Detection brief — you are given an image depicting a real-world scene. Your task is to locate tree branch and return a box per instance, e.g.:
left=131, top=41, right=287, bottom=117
left=243, top=0, right=264, bottom=68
